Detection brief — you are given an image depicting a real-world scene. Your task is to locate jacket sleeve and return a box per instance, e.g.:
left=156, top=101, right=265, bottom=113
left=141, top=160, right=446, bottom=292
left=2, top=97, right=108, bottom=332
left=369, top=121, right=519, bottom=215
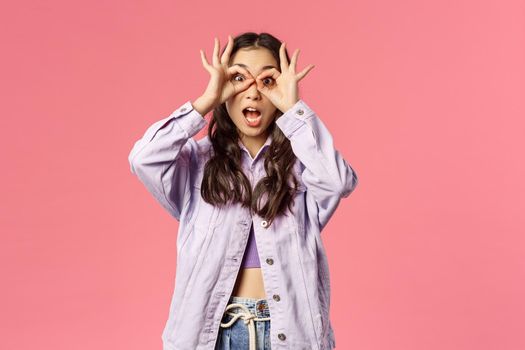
left=128, top=100, right=207, bottom=221
left=275, top=99, right=358, bottom=231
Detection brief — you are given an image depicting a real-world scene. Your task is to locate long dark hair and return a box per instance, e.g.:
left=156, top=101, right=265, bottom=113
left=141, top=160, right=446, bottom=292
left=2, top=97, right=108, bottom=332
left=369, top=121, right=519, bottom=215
left=201, top=32, right=301, bottom=227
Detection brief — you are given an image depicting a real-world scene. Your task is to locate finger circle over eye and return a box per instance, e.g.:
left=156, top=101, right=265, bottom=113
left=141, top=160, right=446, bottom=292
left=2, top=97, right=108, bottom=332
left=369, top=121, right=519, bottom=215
left=256, top=68, right=280, bottom=80
left=227, top=66, right=253, bottom=80
left=229, top=64, right=248, bottom=74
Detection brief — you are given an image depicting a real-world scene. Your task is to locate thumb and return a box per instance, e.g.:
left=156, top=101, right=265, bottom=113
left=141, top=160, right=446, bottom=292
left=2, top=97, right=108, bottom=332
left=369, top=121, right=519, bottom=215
left=255, top=78, right=269, bottom=96
left=236, top=77, right=255, bottom=93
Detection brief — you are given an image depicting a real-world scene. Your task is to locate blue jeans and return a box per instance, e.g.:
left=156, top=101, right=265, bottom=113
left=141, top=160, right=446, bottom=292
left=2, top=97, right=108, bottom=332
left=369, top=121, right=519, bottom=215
left=214, top=295, right=272, bottom=350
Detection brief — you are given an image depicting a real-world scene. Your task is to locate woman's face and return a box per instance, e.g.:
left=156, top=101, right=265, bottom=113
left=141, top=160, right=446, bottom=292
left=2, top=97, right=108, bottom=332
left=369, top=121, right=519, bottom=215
left=225, top=47, right=279, bottom=143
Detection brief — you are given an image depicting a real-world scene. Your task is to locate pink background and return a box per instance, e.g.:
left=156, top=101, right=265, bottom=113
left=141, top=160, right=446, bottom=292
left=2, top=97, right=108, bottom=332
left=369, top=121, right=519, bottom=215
left=2, top=0, right=524, bottom=349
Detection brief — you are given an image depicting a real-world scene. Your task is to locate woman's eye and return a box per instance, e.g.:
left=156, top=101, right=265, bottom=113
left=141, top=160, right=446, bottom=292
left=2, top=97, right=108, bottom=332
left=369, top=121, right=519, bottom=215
left=263, top=77, right=275, bottom=86
left=232, top=74, right=245, bottom=82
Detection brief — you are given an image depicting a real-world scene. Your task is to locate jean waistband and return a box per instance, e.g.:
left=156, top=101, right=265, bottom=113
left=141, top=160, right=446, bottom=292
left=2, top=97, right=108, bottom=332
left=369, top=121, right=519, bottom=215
left=220, top=296, right=271, bottom=350
left=226, top=295, right=271, bottom=318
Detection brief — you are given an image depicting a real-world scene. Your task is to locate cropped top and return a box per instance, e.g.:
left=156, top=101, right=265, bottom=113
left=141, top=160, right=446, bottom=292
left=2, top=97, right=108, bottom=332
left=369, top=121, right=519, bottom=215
left=240, top=222, right=261, bottom=268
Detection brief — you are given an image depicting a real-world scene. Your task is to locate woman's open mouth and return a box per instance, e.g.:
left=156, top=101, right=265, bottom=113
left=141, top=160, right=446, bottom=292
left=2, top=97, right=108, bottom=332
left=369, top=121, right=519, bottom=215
left=242, top=107, right=262, bottom=127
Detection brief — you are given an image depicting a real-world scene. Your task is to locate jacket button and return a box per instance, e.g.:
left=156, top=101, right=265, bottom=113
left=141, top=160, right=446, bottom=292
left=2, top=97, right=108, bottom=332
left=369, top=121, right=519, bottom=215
left=273, top=294, right=280, bottom=301
left=278, top=333, right=286, bottom=341
left=180, top=107, right=187, bottom=112
left=260, top=220, right=268, bottom=228
left=296, top=109, right=304, bottom=115
left=266, top=258, right=274, bottom=265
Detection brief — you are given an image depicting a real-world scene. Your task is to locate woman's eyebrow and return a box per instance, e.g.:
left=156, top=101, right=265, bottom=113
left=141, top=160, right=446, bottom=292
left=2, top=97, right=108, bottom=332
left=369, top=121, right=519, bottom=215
left=232, top=63, right=277, bottom=72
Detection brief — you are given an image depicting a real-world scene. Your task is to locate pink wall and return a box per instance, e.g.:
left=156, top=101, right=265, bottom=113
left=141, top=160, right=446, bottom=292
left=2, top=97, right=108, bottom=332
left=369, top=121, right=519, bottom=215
left=2, top=0, right=524, bottom=349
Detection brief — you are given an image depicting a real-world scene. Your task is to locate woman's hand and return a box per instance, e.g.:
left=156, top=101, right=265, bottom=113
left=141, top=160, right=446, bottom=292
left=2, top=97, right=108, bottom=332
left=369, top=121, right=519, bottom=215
left=254, top=42, right=315, bottom=113
left=197, top=35, right=255, bottom=111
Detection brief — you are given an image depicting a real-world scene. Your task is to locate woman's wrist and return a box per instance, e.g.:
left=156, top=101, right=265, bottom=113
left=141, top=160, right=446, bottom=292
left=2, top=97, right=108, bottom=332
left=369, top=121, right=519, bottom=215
left=191, top=95, right=217, bottom=116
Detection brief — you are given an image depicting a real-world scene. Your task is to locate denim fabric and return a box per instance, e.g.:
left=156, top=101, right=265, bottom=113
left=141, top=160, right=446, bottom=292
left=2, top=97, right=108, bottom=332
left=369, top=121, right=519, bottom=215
left=214, top=296, right=271, bottom=350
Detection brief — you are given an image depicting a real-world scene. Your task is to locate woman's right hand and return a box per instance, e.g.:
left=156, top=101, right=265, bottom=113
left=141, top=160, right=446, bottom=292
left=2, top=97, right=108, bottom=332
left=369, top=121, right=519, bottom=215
left=196, top=35, right=256, bottom=113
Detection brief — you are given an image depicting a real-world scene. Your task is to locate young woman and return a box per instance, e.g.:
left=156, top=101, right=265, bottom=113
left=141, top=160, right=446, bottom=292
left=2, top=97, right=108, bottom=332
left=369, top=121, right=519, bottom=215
left=128, top=32, right=358, bottom=350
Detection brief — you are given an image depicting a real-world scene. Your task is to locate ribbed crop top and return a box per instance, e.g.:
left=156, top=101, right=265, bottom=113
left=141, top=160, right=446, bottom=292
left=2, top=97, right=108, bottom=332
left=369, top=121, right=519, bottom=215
left=240, top=222, right=261, bottom=268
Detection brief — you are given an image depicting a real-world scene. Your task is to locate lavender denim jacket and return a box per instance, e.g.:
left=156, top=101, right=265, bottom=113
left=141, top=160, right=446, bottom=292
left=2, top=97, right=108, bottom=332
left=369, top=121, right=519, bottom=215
left=128, top=99, right=358, bottom=350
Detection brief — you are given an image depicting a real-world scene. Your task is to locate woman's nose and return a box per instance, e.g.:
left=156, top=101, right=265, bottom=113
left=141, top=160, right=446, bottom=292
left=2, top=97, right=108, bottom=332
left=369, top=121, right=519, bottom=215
left=245, top=80, right=261, bottom=98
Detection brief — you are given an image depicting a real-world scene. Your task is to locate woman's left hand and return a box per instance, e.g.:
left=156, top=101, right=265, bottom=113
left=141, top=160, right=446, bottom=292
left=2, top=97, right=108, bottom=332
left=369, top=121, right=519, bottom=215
left=254, top=42, right=315, bottom=113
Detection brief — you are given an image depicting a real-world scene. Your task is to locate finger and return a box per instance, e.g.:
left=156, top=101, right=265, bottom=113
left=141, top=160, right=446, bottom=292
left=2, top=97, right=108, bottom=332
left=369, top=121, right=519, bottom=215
left=279, top=42, right=289, bottom=71
left=220, top=34, right=234, bottom=65
left=296, top=64, right=315, bottom=81
left=289, top=49, right=300, bottom=73
left=226, top=64, right=252, bottom=76
left=225, top=76, right=254, bottom=98
left=226, top=65, right=254, bottom=80
left=255, top=67, right=281, bottom=81
left=255, top=77, right=268, bottom=95
left=212, top=37, right=220, bottom=66
left=200, top=49, right=211, bottom=72
left=235, top=76, right=256, bottom=93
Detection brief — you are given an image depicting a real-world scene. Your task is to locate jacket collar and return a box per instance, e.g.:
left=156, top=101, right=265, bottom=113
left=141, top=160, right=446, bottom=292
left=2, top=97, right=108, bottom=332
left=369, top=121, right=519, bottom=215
left=238, top=133, right=273, bottom=161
